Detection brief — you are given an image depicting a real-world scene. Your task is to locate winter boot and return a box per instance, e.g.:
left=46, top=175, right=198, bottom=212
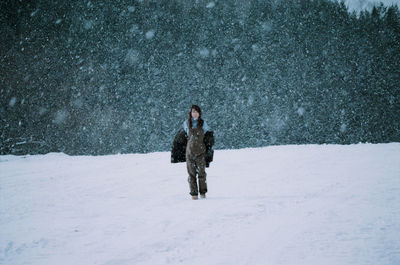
left=200, top=194, right=206, bottom=199
left=191, top=195, right=199, bottom=200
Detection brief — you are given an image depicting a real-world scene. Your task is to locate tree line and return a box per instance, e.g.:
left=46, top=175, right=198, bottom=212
left=1, top=0, right=399, bottom=155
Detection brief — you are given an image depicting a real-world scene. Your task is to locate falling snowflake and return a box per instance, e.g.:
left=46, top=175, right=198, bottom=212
left=206, top=2, right=215, bottom=8
left=145, top=30, right=155, bottom=40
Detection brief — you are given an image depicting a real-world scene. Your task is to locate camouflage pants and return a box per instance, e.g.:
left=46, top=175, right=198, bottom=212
left=186, top=154, right=207, bottom=196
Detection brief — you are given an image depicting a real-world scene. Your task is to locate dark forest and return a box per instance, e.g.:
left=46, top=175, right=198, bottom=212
left=1, top=0, right=399, bottom=155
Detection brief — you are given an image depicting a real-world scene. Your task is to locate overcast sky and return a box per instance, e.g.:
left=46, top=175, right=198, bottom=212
left=344, top=0, right=400, bottom=12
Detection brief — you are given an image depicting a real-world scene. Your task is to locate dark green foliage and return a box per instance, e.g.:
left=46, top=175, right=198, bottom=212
left=1, top=0, right=399, bottom=155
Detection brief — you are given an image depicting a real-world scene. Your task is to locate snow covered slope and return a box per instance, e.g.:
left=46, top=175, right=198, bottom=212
left=1, top=143, right=400, bottom=265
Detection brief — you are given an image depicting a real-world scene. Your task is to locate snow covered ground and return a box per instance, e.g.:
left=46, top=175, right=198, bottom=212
left=1, top=143, right=400, bottom=265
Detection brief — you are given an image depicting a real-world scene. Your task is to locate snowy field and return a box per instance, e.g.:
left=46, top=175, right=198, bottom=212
left=1, top=143, right=400, bottom=265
